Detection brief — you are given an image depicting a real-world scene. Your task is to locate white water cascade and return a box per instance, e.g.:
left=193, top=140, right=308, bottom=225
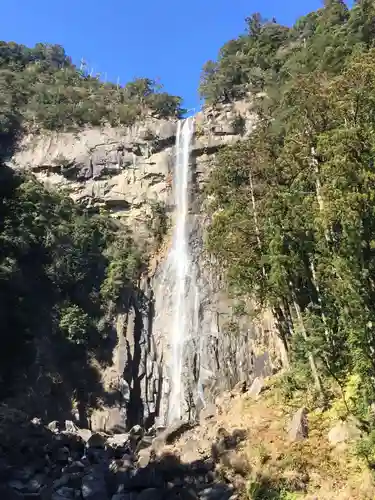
left=154, top=116, right=201, bottom=424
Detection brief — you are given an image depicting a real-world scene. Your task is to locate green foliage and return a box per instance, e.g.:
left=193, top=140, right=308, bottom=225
left=204, top=2, right=375, bottom=424
left=200, top=1, right=375, bottom=105
left=59, top=305, right=90, bottom=345
left=0, top=41, right=185, bottom=158
left=246, top=476, right=300, bottom=500
left=356, top=430, right=375, bottom=468
left=0, top=166, right=142, bottom=404
left=146, top=200, right=169, bottom=244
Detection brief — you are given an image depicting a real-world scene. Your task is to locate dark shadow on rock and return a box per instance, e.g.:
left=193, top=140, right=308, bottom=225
left=211, top=428, right=247, bottom=463
left=0, top=415, right=239, bottom=500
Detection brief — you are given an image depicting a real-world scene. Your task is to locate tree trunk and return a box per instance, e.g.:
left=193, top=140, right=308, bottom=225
left=293, top=298, right=323, bottom=394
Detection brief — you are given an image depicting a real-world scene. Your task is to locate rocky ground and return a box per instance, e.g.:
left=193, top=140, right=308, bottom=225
left=0, top=405, right=241, bottom=500
left=1, top=376, right=375, bottom=500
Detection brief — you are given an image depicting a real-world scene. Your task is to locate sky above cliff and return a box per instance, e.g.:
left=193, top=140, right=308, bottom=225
left=2, top=0, right=352, bottom=112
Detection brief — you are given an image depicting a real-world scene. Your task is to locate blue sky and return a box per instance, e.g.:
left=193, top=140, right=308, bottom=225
left=2, top=1, right=352, bottom=111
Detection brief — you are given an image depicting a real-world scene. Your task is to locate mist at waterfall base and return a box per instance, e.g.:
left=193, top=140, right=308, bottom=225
left=154, top=117, right=205, bottom=425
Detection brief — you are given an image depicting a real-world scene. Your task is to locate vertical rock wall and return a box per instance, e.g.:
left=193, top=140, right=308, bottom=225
left=9, top=99, right=286, bottom=428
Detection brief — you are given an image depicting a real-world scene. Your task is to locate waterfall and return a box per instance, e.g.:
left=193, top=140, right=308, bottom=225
left=167, top=117, right=196, bottom=423
left=153, top=117, right=199, bottom=424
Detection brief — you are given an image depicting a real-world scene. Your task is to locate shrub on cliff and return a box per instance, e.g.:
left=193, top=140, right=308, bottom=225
left=0, top=41, right=185, bottom=156
left=0, top=165, right=142, bottom=414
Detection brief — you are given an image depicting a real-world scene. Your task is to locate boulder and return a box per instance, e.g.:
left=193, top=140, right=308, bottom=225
left=106, top=434, right=130, bottom=449
left=90, top=407, right=126, bottom=434
left=64, top=421, right=79, bottom=433
left=180, top=439, right=202, bottom=464
left=81, top=467, right=109, bottom=500
left=76, top=429, right=93, bottom=443
left=129, top=425, right=144, bottom=440
left=86, top=433, right=106, bottom=449
left=288, top=407, right=308, bottom=441
left=152, top=420, right=192, bottom=452
left=52, top=487, right=77, bottom=500
left=199, top=403, right=216, bottom=422
left=137, top=488, right=165, bottom=500
left=328, top=418, right=362, bottom=446
left=56, top=447, right=70, bottom=464
left=48, top=421, right=61, bottom=433
left=247, top=377, right=264, bottom=399
left=220, top=450, right=249, bottom=476
left=137, top=449, right=152, bottom=468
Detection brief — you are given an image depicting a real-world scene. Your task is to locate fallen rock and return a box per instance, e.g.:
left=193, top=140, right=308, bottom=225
left=137, top=449, right=152, bottom=468
left=220, top=450, right=249, bottom=476
left=129, top=425, right=143, bottom=439
left=86, top=433, right=106, bottom=449
left=137, top=488, right=165, bottom=500
left=153, top=420, right=193, bottom=452
left=215, top=392, right=234, bottom=415
left=127, top=466, right=165, bottom=489
left=90, top=407, right=126, bottom=434
left=135, top=435, right=153, bottom=453
left=247, top=377, right=264, bottom=399
left=106, top=434, right=130, bottom=449
left=328, top=418, right=362, bottom=446
left=288, top=407, right=308, bottom=441
left=180, top=439, right=202, bottom=463
left=81, top=467, right=109, bottom=500
left=52, top=486, right=77, bottom=499
left=56, top=446, right=70, bottom=464
left=199, top=403, right=216, bottom=422
left=48, top=421, right=61, bottom=433
left=75, top=428, right=93, bottom=443
left=64, top=421, right=79, bottom=433
left=232, top=380, right=247, bottom=394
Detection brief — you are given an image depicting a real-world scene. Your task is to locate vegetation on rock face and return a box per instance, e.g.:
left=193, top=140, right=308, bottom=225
left=0, top=41, right=185, bottom=158
left=0, top=164, right=142, bottom=417
left=205, top=0, right=375, bottom=459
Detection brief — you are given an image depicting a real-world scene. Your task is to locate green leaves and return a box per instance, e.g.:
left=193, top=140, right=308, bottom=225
left=204, top=4, right=375, bottom=415
left=0, top=168, right=142, bottom=398
left=0, top=41, right=184, bottom=149
left=59, top=305, right=90, bottom=345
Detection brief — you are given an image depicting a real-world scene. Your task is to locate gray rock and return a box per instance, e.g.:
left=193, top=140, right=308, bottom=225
left=196, top=484, right=233, bottom=500
left=247, top=377, right=264, bottom=399
left=152, top=420, right=192, bottom=451
left=111, top=494, right=138, bottom=500
left=90, top=407, right=126, bottom=434
left=220, top=450, right=249, bottom=476
left=288, top=407, right=308, bottom=441
left=328, top=418, right=361, bottom=446
left=31, top=417, right=42, bottom=426
left=137, top=488, right=165, bottom=500
left=199, top=403, right=216, bottom=422
left=76, top=429, right=93, bottom=443
left=81, top=467, right=109, bottom=500
left=48, top=421, right=61, bottom=433
left=128, top=467, right=165, bottom=489
left=65, top=421, right=79, bottom=433
left=9, top=102, right=285, bottom=430
left=52, top=487, right=76, bottom=499
left=137, top=449, right=152, bottom=468
left=106, top=434, right=130, bottom=449
left=86, top=433, right=106, bottom=449
left=129, top=425, right=143, bottom=439
left=135, top=435, right=153, bottom=452
left=56, top=446, right=70, bottom=463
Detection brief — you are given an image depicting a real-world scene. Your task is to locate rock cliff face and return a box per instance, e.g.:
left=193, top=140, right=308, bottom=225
left=9, top=98, right=286, bottom=428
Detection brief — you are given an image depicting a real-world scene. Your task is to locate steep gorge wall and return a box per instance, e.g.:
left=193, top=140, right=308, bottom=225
left=8, top=99, right=285, bottom=427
